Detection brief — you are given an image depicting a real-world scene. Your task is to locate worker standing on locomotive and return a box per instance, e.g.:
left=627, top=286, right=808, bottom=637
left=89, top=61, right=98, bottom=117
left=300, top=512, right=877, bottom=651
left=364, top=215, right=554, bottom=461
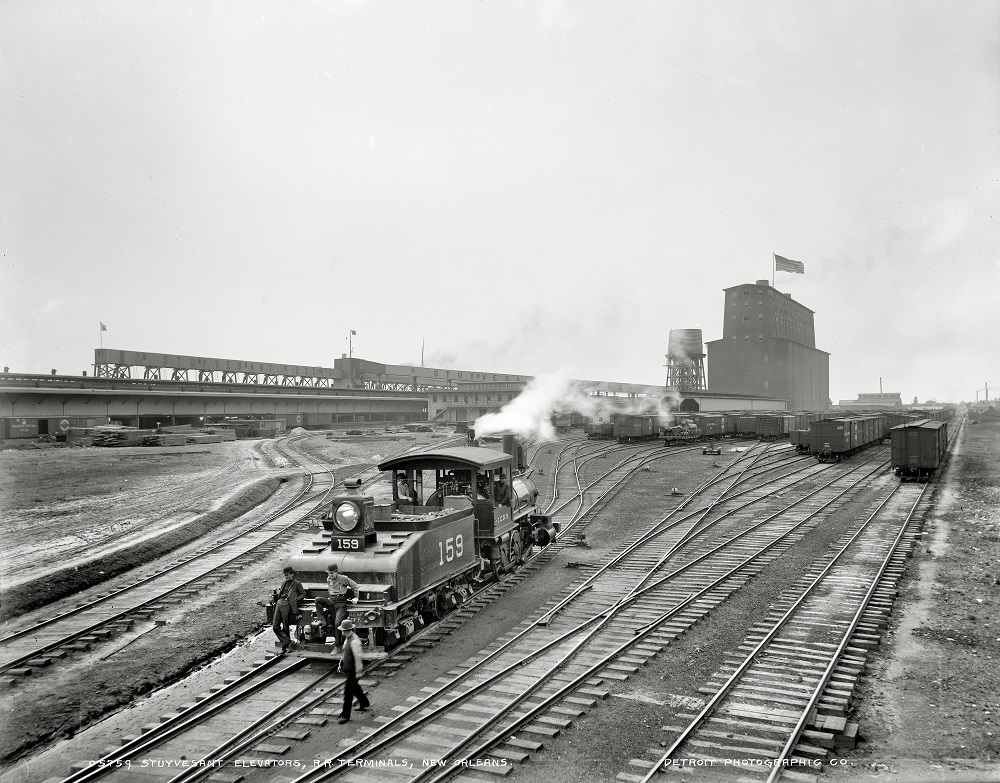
left=315, top=563, right=359, bottom=650
left=271, top=566, right=306, bottom=653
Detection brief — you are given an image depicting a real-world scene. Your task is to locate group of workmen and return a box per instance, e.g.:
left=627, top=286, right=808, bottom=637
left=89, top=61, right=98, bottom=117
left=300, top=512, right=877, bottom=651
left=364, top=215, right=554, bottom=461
left=266, top=469, right=516, bottom=722
left=270, top=563, right=369, bottom=722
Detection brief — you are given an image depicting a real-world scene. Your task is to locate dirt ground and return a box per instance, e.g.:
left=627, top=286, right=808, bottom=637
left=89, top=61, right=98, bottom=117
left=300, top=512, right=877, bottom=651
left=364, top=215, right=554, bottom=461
left=0, top=429, right=447, bottom=772
left=835, top=416, right=1000, bottom=782
left=0, top=441, right=272, bottom=589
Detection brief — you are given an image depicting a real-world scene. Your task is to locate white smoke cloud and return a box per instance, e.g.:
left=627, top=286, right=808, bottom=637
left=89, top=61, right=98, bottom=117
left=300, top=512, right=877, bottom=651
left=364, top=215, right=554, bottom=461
left=473, top=371, right=576, bottom=441
left=472, top=371, right=682, bottom=442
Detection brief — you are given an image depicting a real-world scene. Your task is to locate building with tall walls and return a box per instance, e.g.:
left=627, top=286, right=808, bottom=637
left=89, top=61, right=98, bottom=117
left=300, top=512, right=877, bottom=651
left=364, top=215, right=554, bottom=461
left=706, top=280, right=829, bottom=411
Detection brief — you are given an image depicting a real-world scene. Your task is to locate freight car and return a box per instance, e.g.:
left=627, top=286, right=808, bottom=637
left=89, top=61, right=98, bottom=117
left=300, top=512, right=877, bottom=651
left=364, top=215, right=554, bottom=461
left=789, top=428, right=811, bottom=453
left=663, top=422, right=699, bottom=446
left=613, top=413, right=660, bottom=443
left=811, top=415, right=888, bottom=462
left=755, top=414, right=795, bottom=441
left=553, top=412, right=572, bottom=432
left=691, top=413, right=724, bottom=440
left=584, top=419, right=614, bottom=439
left=890, top=419, right=948, bottom=481
left=284, top=442, right=557, bottom=650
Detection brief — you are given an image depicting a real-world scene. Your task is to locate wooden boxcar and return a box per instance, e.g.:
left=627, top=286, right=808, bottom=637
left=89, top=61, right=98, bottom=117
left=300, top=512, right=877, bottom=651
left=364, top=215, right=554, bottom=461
left=736, top=415, right=758, bottom=436
left=890, top=420, right=948, bottom=481
left=692, top=413, right=723, bottom=439
left=811, top=415, right=886, bottom=462
left=789, top=429, right=811, bottom=453
left=755, top=414, right=795, bottom=441
left=613, top=413, right=659, bottom=443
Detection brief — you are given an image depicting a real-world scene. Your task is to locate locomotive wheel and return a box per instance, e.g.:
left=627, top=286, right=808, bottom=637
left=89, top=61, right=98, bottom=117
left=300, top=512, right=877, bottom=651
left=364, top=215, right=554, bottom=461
left=490, top=556, right=504, bottom=581
left=421, top=592, right=446, bottom=623
left=510, top=537, right=523, bottom=568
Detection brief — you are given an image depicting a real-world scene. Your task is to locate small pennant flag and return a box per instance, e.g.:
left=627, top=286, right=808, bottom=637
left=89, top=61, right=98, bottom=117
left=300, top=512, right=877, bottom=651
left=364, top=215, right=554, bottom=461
left=351, top=329, right=357, bottom=335
left=100, top=322, right=108, bottom=332
left=774, top=253, right=805, bottom=274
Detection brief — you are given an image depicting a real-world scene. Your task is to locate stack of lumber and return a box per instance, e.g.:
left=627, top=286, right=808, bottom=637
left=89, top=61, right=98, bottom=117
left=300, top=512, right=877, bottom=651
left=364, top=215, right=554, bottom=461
left=187, top=433, right=223, bottom=444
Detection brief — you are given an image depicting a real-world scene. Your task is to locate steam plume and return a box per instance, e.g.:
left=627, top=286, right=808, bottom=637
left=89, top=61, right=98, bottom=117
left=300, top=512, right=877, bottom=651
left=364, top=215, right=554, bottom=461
left=473, top=371, right=682, bottom=442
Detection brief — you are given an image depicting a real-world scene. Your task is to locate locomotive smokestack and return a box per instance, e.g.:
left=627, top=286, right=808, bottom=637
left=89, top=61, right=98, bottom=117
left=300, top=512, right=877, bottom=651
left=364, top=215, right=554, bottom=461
left=502, top=434, right=526, bottom=472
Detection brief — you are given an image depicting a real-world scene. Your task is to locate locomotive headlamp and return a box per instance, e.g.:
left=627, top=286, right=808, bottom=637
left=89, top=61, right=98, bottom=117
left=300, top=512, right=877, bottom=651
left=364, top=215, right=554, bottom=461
left=322, top=494, right=377, bottom=550
left=333, top=501, right=361, bottom=533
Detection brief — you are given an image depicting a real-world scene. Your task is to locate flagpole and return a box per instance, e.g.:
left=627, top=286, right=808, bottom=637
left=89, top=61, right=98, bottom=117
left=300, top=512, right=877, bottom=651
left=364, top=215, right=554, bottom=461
left=348, top=330, right=352, bottom=358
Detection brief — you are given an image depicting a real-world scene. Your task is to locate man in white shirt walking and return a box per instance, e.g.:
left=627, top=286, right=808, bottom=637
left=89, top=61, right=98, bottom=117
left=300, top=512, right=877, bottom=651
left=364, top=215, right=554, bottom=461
left=337, top=620, right=370, bottom=723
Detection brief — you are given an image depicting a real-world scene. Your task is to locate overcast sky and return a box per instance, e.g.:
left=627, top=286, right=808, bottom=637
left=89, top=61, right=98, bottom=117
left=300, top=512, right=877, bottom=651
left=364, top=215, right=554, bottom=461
left=2, top=1, right=998, bottom=404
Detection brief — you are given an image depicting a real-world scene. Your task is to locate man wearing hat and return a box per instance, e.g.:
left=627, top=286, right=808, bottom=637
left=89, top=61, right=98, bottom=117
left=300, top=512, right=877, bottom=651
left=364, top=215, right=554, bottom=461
left=272, top=566, right=306, bottom=653
left=315, top=563, right=360, bottom=650
left=396, top=473, right=416, bottom=505
left=494, top=472, right=512, bottom=506
left=337, top=619, right=370, bottom=723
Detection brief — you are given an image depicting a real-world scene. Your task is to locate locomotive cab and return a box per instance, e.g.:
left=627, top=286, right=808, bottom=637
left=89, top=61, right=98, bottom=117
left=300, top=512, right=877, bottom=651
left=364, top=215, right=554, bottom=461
left=380, top=445, right=555, bottom=578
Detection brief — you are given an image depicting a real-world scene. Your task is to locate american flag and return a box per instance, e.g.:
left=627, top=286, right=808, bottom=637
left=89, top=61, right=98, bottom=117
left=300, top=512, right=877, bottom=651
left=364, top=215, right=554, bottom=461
left=774, top=254, right=805, bottom=274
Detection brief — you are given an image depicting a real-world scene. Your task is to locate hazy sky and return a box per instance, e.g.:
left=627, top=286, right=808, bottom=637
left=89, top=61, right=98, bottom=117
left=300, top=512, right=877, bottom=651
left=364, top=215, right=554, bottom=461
left=2, top=1, right=998, bottom=403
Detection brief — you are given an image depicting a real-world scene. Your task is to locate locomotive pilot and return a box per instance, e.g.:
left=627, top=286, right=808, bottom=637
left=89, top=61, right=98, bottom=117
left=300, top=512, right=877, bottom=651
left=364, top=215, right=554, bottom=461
left=315, top=564, right=360, bottom=650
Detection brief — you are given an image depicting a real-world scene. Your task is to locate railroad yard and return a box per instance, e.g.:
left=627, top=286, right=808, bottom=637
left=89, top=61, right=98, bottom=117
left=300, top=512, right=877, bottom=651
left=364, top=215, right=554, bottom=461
left=0, top=420, right=998, bottom=783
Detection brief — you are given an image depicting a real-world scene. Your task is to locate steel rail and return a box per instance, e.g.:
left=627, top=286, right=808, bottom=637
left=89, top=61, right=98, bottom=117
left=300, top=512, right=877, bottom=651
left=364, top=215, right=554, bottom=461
left=0, top=434, right=347, bottom=674
left=536, top=449, right=884, bottom=627
left=762, top=483, right=931, bottom=782
left=637, top=477, right=921, bottom=781
left=414, top=462, right=903, bottom=782
left=0, top=435, right=328, bottom=644
left=54, top=656, right=309, bottom=783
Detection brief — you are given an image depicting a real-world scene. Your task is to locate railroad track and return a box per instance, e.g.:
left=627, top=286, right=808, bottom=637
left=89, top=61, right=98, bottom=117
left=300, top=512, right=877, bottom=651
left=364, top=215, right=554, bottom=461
left=618, top=480, right=933, bottom=782
left=249, top=452, right=897, bottom=781
left=29, top=440, right=820, bottom=780
left=30, top=431, right=944, bottom=783
left=0, top=434, right=395, bottom=683
left=37, top=441, right=902, bottom=783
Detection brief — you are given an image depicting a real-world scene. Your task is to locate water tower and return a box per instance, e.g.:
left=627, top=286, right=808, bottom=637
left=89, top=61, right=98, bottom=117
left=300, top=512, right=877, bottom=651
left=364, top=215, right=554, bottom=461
left=665, top=329, right=706, bottom=392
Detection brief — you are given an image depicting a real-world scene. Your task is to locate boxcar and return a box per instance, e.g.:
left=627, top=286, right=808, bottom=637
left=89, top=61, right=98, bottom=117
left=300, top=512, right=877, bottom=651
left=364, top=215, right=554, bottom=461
left=790, top=429, right=812, bottom=454
left=812, top=415, right=888, bottom=462
left=584, top=419, right=614, bottom=439
left=811, top=419, right=850, bottom=461
left=693, top=414, right=723, bottom=439
left=755, top=414, right=793, bottom=441
left=890, top=420, right=948, bottom=481
left=613, top=413, right=659, bottom=443
left=736, top=415, right=757, bottom=436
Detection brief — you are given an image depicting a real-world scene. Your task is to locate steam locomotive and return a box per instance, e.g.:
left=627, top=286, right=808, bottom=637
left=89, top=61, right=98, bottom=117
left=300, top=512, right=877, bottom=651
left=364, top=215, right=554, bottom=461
left=284, top=437, right=557, bottom=650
